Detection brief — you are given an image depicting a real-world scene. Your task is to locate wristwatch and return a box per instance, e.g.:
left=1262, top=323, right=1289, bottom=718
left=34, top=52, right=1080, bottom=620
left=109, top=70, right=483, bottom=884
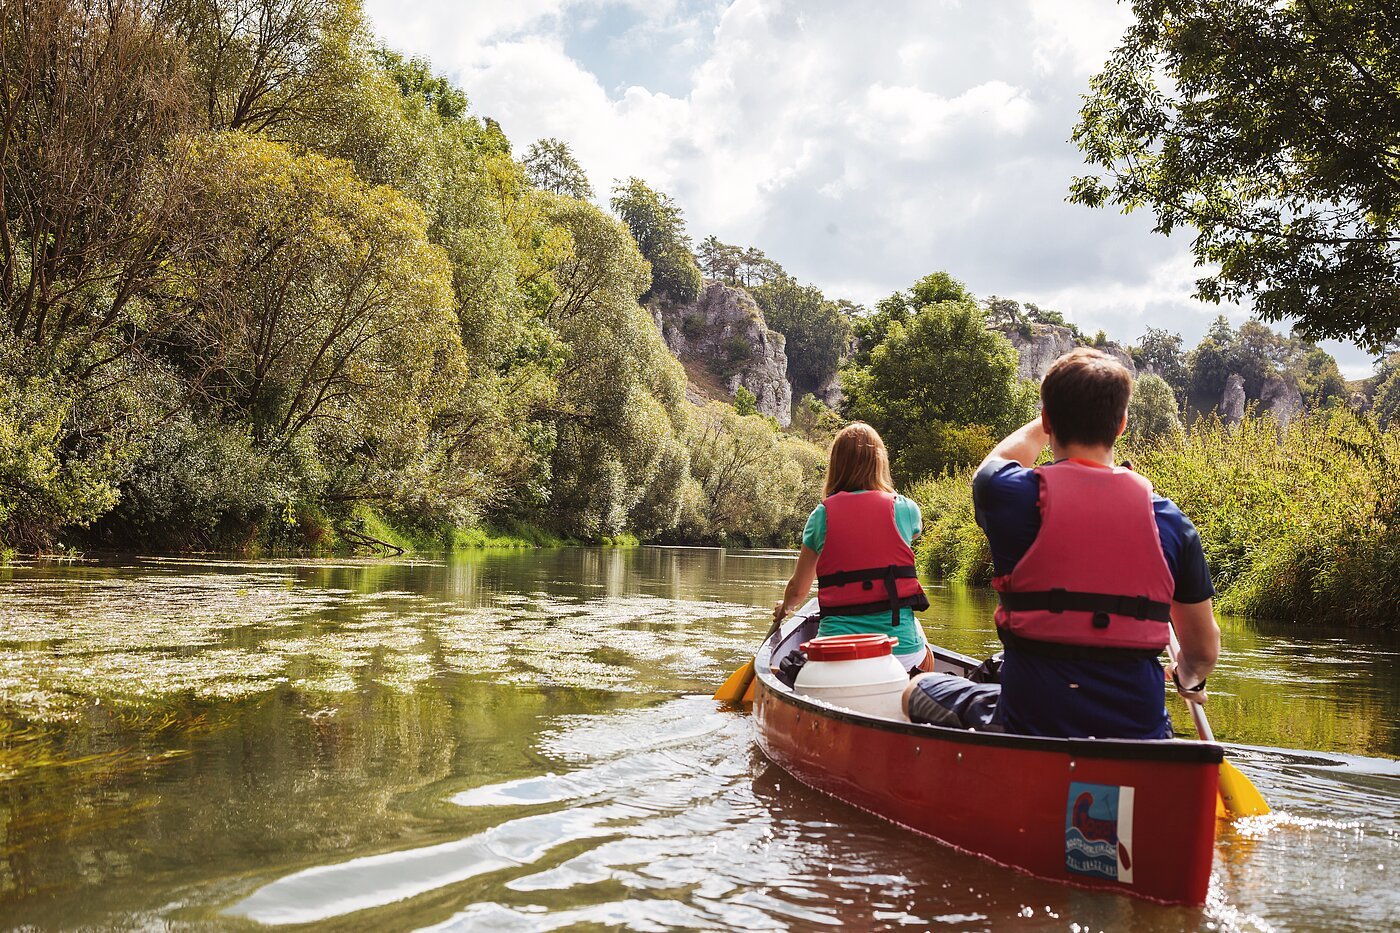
left=1172, top=670, right=1207, bottom=693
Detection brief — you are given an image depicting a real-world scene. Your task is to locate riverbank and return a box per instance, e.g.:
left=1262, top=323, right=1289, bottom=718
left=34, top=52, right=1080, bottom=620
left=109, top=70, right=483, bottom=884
left=909, top=410, right=1400, bottom=629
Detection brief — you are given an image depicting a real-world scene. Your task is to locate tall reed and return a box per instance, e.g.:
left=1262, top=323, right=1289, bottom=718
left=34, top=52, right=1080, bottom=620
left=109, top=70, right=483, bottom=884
left=908, top=411, right=1399, bottom=627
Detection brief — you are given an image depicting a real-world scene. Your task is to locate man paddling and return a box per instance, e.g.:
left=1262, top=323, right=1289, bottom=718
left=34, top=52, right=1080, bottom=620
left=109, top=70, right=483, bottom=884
left=903, top=348, right=1220, bottom=739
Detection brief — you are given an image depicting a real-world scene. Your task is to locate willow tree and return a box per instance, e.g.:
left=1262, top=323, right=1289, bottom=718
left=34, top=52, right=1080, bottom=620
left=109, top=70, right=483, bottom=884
left=0, top=0, right=194, bottom=356
left=0, top=0, right=198, bottom=548
left=124, top=133, right=461, bottom=539
left=159, top=0, right=365, bottom=135
left=537, top=192, right=692, bottom=538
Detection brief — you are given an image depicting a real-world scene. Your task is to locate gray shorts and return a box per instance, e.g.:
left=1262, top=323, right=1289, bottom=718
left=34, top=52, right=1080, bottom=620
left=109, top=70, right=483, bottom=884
left=907, top=673, right=1003, bottom=731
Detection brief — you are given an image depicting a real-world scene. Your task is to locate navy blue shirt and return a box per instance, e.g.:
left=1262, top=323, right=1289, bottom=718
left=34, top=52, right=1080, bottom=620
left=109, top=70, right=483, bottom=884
left=973, top=459, right=1215, bottom=739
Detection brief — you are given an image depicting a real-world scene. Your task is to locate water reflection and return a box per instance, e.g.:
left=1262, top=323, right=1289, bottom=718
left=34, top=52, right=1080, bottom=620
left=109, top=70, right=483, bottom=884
left=0, top=548, right=1395, bottom=930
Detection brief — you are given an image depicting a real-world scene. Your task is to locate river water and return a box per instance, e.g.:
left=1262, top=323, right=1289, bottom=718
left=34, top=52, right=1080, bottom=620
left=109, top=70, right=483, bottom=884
left=0, top=548, right=1395, bottom=931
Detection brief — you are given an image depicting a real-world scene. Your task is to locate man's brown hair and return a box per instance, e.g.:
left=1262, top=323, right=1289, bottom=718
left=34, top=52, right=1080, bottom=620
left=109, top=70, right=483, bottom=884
left=824, top=422, right=895, bottom=496
left=1041, top=348, right=1133, bottom=448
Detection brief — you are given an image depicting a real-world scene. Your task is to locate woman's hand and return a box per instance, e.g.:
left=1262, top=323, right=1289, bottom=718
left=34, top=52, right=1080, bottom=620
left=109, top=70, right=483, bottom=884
left=772, top=600, right=789, bottom=624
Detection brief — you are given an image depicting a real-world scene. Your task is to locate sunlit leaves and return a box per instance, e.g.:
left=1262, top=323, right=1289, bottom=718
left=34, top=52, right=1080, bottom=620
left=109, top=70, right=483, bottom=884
left=1073, top=0, right=1400, bottom=350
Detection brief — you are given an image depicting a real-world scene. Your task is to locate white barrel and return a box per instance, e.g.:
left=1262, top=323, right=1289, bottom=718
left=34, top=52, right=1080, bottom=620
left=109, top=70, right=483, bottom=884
left=794, top=634, right=910, bottom=721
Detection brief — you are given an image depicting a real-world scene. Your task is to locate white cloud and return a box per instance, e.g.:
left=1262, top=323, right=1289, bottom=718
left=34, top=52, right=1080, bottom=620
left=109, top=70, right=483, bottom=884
left=1027, top=0, right=1136, bottom=73
left=363, top=0, right=1376, bottom=375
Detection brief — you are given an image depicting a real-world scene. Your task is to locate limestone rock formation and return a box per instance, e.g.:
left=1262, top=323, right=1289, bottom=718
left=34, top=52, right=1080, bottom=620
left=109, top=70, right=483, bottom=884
left=1220, top=373, right=1246, bottom=424
left=997, top=323, right=1138, bottom=382
left=1259, top=374, right=1303, bottom=426
left=811, top=372, right=844, bottom=409
left=651, top=280, right=793, bottom=425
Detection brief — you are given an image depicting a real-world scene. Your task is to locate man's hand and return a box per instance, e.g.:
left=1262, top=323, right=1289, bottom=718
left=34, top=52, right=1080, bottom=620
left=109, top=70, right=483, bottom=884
left=1168, top=598, right=1220, bottom=707
left=1165, top=661, right=1209, bottom=705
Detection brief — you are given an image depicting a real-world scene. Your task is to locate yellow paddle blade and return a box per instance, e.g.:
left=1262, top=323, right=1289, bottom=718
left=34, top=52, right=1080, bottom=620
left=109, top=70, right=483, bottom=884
left=1218, top=759, right=1270, bottom=817
left=741, top=676, right=756, bottom=705
left=713, top=660, right=755, bottom=704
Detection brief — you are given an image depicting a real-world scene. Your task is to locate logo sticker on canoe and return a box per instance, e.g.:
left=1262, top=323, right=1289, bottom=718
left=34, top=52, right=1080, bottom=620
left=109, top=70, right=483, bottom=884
left=1064, top=782, right=1134, bottom=884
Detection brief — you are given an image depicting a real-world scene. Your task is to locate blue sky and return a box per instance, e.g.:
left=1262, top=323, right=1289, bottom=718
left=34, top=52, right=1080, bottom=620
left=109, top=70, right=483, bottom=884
left=364, top=0, right=1375, bottom=377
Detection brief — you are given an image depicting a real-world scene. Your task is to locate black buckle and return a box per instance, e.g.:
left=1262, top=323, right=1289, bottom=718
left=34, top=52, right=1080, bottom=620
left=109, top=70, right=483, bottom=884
left=1046, top=588, right=1067, bottom=614
left=1133, top=595, right=1150, bottom=620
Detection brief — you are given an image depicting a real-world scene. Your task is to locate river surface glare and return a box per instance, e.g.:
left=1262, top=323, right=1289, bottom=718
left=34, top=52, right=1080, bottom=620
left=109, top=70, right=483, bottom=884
left=0, top=548, right=1396, bottom=931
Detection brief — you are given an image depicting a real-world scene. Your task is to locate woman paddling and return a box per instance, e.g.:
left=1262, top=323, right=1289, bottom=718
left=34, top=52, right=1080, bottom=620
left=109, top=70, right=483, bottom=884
left=773, top=422, right=933, bottom=671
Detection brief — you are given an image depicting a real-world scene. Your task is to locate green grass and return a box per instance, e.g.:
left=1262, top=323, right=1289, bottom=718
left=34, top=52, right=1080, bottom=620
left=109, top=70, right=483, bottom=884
left=345, top=510, right=583, bottom=553
left=907, top=410, right=1400, bottom=628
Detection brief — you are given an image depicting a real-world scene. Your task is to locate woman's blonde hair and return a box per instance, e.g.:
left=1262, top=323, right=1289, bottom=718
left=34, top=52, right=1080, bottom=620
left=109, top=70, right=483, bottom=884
left=824, top=422, right=894, bottom=497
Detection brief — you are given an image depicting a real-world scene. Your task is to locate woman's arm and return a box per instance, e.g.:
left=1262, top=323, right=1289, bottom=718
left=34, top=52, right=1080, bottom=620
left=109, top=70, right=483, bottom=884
left=773, top=546, right=820, bottom=623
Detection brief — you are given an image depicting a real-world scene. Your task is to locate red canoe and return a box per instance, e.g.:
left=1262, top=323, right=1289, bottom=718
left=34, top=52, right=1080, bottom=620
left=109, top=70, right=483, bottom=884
left=752, top=608, right=1222, bottom=905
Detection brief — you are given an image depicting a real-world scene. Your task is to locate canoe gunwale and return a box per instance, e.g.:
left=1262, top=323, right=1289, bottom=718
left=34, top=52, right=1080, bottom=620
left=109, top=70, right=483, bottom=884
left=755, top=610, right=1224, bottom=765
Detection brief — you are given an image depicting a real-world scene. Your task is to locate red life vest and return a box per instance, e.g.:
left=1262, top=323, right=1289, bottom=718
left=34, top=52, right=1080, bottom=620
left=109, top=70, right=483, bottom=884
left=815, top=491, right=929, bottom=625
left=992, top=460, right=1173, bottom=654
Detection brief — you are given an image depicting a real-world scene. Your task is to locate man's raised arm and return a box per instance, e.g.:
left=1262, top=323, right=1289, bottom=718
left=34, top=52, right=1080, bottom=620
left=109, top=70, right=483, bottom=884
left=978, top=417, right=1049, bottom=472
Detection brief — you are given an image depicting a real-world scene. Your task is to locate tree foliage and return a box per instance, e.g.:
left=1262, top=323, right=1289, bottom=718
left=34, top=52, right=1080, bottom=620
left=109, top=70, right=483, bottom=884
left=1182, top=315, right=1345, bottom=414
left=1127, top=373, right=1183, bottom=442
left=0, top=0, right=194, bottom=354
left=161, top=0, right=364, bottom=134
left=696, top=236, right=783, bottom=287
left=1373, top=362, right=1400, bottom=429
left=2, top=0, right=795, bottom=551
left=850, top=271, right=972, bottom=367
left=522, top=138, right=593, bottom=200
left=679, top=402, right=824, bottom=544
left=1131, top=328, right=1189, bottom=402
left=843, top=295, right=1037, bottom=480
left=610, top=178, right=702, bottom=305
left=1072, top=0, right=1400, bottom=350
left=751, top=275, right=852, bottom=395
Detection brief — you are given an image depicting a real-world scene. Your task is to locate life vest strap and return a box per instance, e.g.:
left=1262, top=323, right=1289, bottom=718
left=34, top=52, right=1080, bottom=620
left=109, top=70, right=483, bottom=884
left=818, top=592, right=930, bottom=627
left=997, top=588, right=1171, bottom=623
left=817, top=564, right=919, bottom=589
left=998, top=628, right=1162, bottom=662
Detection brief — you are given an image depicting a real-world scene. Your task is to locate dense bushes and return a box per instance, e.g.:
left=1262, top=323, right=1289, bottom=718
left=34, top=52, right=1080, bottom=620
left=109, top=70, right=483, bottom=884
left=676, top=402, right=825, bottom=545
left=1130, top=413, right=1399, bottom=626
left=907, top=412, right=1400, bottom=628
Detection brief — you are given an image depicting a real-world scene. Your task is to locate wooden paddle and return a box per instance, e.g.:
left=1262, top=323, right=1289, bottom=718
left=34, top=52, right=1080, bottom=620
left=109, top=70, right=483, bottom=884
left=713, top=612, right=785, bottom=706
left=1167, top=628, right=1270, bottom=818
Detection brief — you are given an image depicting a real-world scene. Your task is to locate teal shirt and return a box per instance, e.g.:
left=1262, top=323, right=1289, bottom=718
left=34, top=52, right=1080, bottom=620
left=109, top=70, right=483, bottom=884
left=803, top=491, right=926, bottom=654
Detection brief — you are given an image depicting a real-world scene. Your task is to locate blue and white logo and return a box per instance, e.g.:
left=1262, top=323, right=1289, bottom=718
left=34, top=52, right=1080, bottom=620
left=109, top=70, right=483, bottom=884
left=1065, top=781, right=1135, bottom=883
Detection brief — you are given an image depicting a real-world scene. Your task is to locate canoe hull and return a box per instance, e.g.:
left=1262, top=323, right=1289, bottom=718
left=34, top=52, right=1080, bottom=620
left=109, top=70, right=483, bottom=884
left=752, top=627, right=1220, bottom=905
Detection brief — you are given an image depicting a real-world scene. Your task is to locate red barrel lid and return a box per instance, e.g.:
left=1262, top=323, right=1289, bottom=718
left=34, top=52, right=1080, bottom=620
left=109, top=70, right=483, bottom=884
left=801, top=633, right=897, bottom=661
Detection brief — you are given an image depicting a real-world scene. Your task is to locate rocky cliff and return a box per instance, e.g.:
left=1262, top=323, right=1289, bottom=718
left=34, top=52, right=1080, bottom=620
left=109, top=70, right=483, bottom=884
left=1220, top=374, right=1247, bottom=424
left=1217, top=372, right=1304, bottom=426
left=651, top=281, right=793, bottom=425
left=997, top=323, right=1137, bottom=382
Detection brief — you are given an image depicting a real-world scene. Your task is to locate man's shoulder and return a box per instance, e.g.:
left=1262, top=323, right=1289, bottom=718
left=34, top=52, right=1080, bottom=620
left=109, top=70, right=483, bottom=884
left=1151, top=495, right=1199, bottom=536
left=972, top=458, right=1038, bottom=503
